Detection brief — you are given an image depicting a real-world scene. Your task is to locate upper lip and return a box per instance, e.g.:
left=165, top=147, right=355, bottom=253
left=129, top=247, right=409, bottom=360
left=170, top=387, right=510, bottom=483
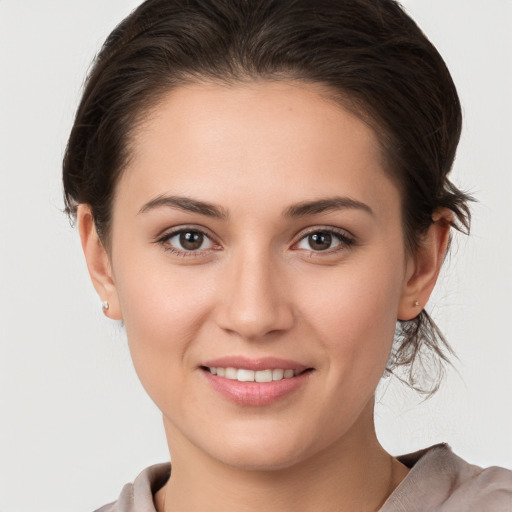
left=201, top=356, right=310, bottom=372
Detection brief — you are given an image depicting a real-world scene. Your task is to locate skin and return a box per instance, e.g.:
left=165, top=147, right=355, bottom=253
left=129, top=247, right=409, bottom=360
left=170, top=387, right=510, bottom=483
left=79, top=81, right=451, bottom=511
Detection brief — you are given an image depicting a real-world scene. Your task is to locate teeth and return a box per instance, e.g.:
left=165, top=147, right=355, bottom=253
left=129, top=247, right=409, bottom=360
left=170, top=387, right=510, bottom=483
left=255, top=369, right=272, bottom=383
left=237, top=369, right=255, bottom=382
left=207, top=366, right=303, bottom=382
left=272, top=369, right=284, bottom=381
left=225, top=367, right=237, bottom=380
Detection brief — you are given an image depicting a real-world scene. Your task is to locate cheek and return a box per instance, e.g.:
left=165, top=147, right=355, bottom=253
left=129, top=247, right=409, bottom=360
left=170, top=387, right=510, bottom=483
left=298, top=256, right=404, bottom=378
left=112, top=252, right=216, bottom=397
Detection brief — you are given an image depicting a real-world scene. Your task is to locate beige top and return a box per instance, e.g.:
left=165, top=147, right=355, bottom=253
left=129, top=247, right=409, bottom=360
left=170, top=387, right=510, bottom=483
left=95, top=444, right=512, bottom=511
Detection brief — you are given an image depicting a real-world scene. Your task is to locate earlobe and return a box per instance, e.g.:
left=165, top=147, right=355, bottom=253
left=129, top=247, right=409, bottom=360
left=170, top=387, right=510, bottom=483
left=77, top=205, right=122, bottom=320
left=398, top=210, right=452, bottom=321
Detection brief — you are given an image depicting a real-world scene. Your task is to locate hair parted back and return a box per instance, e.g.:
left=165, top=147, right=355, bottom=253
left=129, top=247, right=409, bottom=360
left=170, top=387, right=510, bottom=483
left=63, top=0, right=472, bottom=395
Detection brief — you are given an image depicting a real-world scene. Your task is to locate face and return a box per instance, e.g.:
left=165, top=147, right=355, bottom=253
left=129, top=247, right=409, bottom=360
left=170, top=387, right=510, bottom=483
left=105, top=81, right=415, bottom=470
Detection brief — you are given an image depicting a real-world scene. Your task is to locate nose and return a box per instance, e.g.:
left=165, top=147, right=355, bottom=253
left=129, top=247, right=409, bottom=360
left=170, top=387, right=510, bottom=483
left=215, top=247, right=295, bottom=341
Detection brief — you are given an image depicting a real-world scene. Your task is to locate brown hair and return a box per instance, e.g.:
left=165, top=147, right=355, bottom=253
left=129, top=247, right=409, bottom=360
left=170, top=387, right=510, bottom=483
left=63, top=0, right=472, bottom=394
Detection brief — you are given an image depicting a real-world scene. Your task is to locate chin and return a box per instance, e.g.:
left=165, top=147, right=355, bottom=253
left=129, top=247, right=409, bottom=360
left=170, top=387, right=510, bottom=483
left=199, top=425, right=323, bottom=472
left=218, top=446, right=310, bottom=472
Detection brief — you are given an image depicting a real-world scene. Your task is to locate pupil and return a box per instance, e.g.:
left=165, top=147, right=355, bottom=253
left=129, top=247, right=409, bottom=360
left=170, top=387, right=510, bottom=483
left=180, top=231, right=203, bottom=250
left=309, top=232, right=332, bottom=251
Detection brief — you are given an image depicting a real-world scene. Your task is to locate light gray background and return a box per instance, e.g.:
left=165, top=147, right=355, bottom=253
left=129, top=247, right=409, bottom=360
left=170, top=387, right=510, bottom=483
left=0, top=1, right=511, bottom=511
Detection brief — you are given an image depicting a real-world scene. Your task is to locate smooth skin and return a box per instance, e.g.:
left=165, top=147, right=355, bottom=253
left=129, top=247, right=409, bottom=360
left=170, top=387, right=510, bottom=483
left=79, top=81, right=451, bottom=511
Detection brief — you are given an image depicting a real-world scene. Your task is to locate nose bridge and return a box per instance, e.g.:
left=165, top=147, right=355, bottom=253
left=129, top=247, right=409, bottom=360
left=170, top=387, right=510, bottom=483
left=218, top=241, right=294, bottom=340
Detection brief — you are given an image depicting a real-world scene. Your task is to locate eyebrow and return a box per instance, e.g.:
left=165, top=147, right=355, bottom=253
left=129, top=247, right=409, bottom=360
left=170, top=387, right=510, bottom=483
left=283, top=196, right=374, bottom=218
left=138, top=195, right=229, bottom=219
left=138, top=194, right=373, bottom=219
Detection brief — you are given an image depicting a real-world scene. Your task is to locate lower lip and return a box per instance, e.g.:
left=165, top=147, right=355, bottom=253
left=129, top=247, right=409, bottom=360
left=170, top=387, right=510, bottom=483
left=202, top=369, right=312, bottom=406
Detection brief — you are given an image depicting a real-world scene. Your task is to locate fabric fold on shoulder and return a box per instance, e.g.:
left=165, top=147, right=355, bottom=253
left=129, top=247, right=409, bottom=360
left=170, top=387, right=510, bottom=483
left=380, top=444, right=512, bottom=511
left=94, top=463, right=171, bottom=512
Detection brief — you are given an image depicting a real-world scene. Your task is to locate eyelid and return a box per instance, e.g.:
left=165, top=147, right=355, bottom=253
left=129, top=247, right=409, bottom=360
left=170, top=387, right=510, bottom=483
left=292, top=226, right=356, bottom=253
left=296, top=225, right=355, bottom=240
left=155, top=225, right=221, bottom=256
left=154, top=222, right=217, bottom=241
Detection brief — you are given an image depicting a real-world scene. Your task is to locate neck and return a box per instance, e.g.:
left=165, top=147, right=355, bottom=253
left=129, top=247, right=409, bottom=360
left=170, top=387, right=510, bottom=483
left=155, top=401, right=408, bottom=512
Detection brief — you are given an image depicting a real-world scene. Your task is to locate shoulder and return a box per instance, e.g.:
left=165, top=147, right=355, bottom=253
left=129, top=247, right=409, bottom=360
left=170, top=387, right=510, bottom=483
left=381, top=443, right=512, bottom=511
left=93, top=463, right=171, bottom=512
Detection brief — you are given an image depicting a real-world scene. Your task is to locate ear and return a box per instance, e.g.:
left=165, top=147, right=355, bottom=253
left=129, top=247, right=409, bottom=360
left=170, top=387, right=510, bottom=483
left=398, top=209, right=452, bottom=321
left=77, top=204, right=122, bottom=320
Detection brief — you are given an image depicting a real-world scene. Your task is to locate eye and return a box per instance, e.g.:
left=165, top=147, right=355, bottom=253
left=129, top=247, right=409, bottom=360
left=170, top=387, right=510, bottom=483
left=159, top=228, right=215, bottom=255
left=295, top=229, right=354, bottom=252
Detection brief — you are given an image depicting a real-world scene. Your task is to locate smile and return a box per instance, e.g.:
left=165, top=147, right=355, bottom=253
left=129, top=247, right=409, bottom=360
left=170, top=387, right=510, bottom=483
left=206, top=367, right=300, bottom=382
left=201, top=359, right=313, bottom=406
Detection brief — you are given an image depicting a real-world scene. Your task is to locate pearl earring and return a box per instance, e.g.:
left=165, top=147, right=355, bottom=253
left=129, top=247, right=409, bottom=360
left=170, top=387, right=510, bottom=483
left=413, top=300, right=420, bottom=307
left=101, top=301, right=110, bottom=311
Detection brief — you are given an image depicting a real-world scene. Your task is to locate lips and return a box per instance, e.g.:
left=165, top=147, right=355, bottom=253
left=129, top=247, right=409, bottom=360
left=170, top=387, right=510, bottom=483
left=200, top=356, right=313, bottom=406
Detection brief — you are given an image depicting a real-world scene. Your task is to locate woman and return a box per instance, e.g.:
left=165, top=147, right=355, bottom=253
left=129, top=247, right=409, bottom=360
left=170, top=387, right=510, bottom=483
left=62, top=0, right=512, bottom=510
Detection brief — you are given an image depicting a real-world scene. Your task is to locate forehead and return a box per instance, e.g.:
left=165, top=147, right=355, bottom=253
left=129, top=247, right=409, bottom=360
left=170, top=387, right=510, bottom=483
left=117, top=80, right=400, bottom=220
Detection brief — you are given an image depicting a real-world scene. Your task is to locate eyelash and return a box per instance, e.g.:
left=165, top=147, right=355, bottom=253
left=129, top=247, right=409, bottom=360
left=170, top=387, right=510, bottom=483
left=156, top=227, right=217, bottom=258
left=156, top=226, right=355, bottom=258
left=296, top=228, right=355, bottom=256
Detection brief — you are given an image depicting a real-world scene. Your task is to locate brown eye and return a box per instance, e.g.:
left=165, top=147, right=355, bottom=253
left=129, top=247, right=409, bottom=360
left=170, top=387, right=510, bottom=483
left=295, top=229, right=354, bottom=254
left=180, top=231, right=204, bottom=250
left=162, top=229, right=214, bottom=254
left=308, top=232, right=333, bottom=251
